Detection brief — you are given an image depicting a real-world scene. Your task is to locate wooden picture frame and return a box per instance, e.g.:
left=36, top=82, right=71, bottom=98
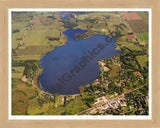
left=0, top=0, right=160, bottom=127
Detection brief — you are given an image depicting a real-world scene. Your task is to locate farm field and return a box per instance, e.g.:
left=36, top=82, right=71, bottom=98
left=13, top=54, right=41, bottom=60
left=17, top=45, right=52, bottom=55
left=127, top=20, right=148, bottom=33
left=135, top=32, right=149, bottom=42
left=12, top=67, right=24, bottom=78
left=21, top=29, right=60, bottom=46
left=136, top=12, right=149, bottom=24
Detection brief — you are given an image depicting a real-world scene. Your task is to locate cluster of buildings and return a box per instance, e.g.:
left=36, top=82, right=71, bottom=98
left=90, top=95, right=126, bottom=115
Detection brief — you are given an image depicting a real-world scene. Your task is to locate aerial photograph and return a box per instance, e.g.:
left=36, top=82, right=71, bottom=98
left=11, top=10, right=149, bottom=116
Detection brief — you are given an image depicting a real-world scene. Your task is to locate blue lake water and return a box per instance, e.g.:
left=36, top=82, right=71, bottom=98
left=38, top=28, right=121, bottom=95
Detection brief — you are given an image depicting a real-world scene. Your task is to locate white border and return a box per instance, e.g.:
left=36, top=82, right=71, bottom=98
left=9, top=8, right=152, bottom=120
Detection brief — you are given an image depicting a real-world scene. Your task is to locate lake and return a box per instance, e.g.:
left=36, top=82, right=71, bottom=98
left=38, top=28, right=121, bottom=95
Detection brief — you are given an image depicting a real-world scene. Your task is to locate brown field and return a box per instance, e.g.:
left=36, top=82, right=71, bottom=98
left=16, top=81, right=27, bottom=90
left=127, top=20, right=148, bottom=33
left=17, top=85, right=38, bottom=99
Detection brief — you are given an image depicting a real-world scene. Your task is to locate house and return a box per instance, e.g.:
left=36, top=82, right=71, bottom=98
left=61, top=96, right=66, bottom=105
left=126, top=34, right=136, bottom=40
left=95, top=79, right=101, bottom=84
left=121, top=102, right=127, bottom=107
left=21, top=76, right=27, bottom=82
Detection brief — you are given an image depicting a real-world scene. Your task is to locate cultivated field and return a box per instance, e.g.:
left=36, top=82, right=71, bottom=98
left=127, top=20, right=148, bottom=33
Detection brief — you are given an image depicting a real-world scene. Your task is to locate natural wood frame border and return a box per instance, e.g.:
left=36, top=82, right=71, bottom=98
left=0, top=0, right=160, bottom=128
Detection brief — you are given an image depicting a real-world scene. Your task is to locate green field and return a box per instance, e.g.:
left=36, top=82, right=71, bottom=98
left=27, top=98, right=49, bottom=115
left=107, top=20, right=132, bottom=35
left=12, top=22, right=28, bottom=49
left=12, top=67, right=25, bottom=78
left=49, top=95, right=89, bottom=115
left=136, top=12, right=149, bottom=24
left=21, top=29, right=60, bottom=46
left=135, top=32, right=148, bottom=42
left=14, top=54, right=41, bottom=60
left=136, top=55, right=148, bottom=69
left=118, top=42, right=143, bottom=51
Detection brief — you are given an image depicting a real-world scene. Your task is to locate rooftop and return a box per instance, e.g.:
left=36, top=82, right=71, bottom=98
left=126, top=34, right=136, bottom=39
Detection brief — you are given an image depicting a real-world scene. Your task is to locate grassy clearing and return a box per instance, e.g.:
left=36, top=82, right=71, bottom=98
left=107, top=20, right=132, bottom=34
left=136, top=56, right=148, bottom=69
left=76, top=21, right=89, bottom=29
left=21, top=29, right=60, bottom=46
left=124, top=45, right=142, bottom=51
left=135, top=32, right=148, bottom=42
left=14, top=54, right=41, bottom=60
left=118, top=42, right=143, bottom=51
left=108, top=64, right=119, bottom=79
left=27, top=98, right=49, bottom=115
left=12, top=67, right=24, bottom=78
left=12, top=22, right=28, bottom=49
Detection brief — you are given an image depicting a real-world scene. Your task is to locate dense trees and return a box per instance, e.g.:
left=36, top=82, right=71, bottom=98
left=125, top=86, right=148, bottom=111
left=74, top=33, right=88, bottom=40
left=107, top=82, right=123, bottom=95
left=60, top=20, right=78, bottom=29
left=12, top=60, right=41, bottom=78
left=23, top=61, right=40, bottom=78
left=12, top=29, right=20, bottom=33
left=47, top=15, right=56, bottom=20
